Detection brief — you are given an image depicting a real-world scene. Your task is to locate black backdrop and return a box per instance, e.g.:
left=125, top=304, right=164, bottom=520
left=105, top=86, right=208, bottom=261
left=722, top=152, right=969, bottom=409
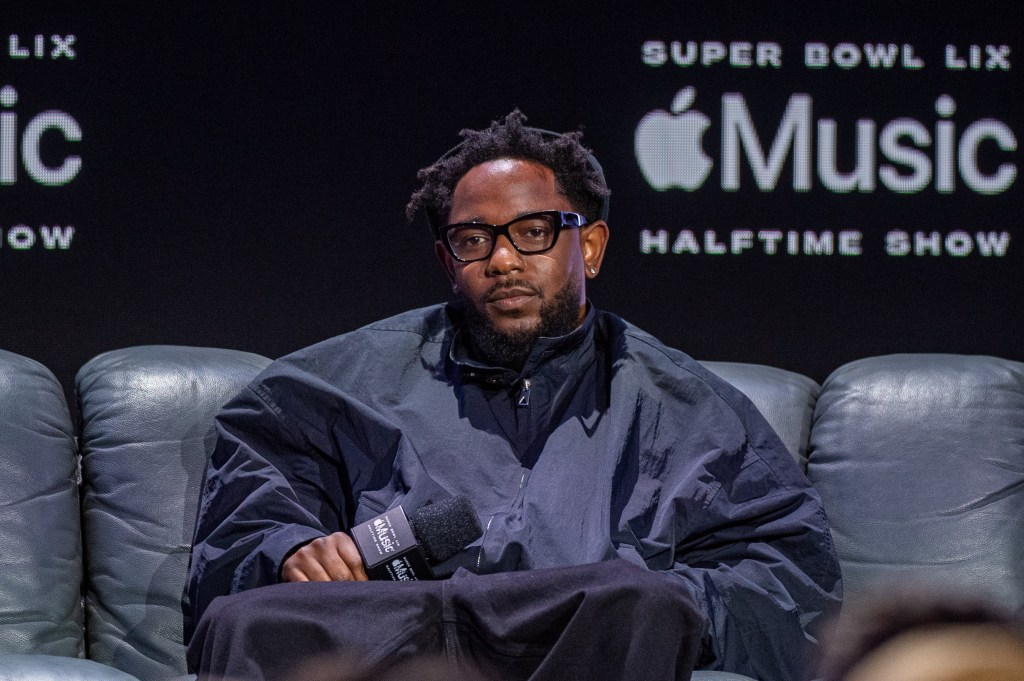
left=3, top=2, right=1020, bottom=409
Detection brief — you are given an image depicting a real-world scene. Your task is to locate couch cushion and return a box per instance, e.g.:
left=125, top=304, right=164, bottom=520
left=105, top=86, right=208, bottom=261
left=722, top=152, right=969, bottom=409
left=76, top=347, right=271, bottom=681
left=808, top=354, right=1024, bottom=606
left=0, top=350, right=83, bottom=657
left=702, top=361, right=819, bottom=469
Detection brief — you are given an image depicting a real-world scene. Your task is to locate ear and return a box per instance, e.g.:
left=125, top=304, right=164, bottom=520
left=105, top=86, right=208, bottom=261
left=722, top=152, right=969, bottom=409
left=579, top=220, right=610, bottom=279
left=435, top=240, right=458, bottom=288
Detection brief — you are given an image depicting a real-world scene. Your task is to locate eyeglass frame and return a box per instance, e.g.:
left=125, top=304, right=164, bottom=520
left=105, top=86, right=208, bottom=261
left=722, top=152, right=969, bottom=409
left=439, top=210, right=591, bottom=263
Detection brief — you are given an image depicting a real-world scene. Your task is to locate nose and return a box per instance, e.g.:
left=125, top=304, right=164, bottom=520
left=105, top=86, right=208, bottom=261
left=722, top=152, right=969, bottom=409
left=485, top=234, right=525, bottom=275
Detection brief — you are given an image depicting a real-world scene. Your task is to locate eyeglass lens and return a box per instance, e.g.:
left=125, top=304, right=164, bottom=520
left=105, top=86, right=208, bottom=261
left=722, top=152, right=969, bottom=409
left=447, top=213, right=558, bottom=261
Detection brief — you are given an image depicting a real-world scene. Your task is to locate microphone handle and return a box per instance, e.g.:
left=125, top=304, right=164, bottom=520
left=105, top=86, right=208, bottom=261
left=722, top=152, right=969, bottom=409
left=350, top=505, right=434, bottom=581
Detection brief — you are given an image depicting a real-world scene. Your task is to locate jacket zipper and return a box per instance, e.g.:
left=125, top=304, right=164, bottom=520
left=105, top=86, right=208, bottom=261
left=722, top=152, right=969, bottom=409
left=517, top=377, right=532, bottom=406
left=476, top=469, right=529, bottom=572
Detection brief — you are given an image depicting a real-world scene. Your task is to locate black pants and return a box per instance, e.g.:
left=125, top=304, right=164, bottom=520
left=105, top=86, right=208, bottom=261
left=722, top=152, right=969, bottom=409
left=187, top=560, right=706, bottom=681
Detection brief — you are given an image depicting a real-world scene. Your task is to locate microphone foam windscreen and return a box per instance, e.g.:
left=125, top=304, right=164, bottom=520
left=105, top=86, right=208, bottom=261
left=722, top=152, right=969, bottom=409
left=410, top=495, right=483, bottom=564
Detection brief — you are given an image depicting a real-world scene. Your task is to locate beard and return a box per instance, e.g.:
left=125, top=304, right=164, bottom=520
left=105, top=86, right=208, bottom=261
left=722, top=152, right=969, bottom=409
left=458, top=276, right=582, bottom=370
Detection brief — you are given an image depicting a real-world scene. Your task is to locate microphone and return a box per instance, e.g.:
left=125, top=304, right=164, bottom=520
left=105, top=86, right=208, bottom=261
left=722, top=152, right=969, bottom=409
left=350, top=495, right=483, bottom=581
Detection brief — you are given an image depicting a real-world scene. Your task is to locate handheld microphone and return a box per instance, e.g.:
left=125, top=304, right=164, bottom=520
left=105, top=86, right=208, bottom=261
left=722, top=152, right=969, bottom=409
left=350, top=495, right=483, bottom=581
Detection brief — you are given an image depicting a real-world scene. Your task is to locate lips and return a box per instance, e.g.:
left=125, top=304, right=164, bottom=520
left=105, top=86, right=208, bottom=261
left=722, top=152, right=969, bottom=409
left=487, top=287, right=537, bottom=302
left=485, top=284, right=540, bottom=312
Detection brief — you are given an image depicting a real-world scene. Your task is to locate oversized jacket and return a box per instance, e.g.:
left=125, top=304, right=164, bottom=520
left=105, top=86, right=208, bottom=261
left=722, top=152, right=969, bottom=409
left=185, top=303, right=842, bottom=680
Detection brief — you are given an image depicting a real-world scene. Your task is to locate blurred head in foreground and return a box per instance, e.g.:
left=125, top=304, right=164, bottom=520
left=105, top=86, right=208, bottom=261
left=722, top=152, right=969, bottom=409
left=816, top=586, right=1024, bottom=681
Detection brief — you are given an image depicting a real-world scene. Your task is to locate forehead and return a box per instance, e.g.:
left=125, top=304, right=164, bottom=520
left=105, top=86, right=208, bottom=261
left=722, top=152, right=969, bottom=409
left=448, top=158, right=569, bottom=223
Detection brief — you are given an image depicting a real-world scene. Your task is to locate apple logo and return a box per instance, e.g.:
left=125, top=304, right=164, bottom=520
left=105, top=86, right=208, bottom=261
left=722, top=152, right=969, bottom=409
left=635, top=87, right=713, bottom=191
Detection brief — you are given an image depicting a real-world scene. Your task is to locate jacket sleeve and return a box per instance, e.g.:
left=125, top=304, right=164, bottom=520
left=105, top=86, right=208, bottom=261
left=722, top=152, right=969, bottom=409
left=671, top=445, right=841, bottom=681
left=627, top=375, right=842, bottom=681
left=183, top=378, right=347, bottom=643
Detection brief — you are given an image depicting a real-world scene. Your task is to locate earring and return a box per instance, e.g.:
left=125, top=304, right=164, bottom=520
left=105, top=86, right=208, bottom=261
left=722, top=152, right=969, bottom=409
left=587, top=266, right=597, bottom=276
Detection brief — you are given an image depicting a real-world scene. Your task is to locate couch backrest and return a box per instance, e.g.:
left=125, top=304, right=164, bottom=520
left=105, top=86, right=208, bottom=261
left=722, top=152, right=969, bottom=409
left=76, top=346, right=272, bottom=681
left=0, top=349, right=84, bottom=657
left=807, top=354, right=1024, bottom=607
left=40, top=346, right=1024, bottom=678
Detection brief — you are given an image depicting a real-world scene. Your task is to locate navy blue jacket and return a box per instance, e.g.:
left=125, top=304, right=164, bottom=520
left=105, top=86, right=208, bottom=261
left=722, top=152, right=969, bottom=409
left=186, top=304, right=841, bottom=680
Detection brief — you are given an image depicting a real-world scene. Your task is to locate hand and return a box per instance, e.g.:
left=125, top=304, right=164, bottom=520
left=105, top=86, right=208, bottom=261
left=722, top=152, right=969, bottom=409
left=280, top=532, right=369, bottom=582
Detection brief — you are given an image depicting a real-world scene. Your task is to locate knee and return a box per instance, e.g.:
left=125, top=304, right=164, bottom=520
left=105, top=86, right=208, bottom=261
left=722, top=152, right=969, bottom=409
left=201, top=583, right=294, bottom=635
left=588, top=561, right=700, bottom=621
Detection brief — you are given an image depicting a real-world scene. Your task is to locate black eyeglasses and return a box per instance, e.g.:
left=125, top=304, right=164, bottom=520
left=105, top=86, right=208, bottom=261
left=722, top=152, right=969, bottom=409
left=441, top=210, right=589, bottom=263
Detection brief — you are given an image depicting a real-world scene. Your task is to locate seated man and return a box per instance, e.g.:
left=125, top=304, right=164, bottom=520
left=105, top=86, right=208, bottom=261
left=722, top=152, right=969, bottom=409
left=184, top=111, right=842, bottom=681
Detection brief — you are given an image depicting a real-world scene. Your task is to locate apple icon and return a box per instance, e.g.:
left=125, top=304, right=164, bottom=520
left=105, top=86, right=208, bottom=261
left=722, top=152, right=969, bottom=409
left=635, top=87, right=713, bottom=191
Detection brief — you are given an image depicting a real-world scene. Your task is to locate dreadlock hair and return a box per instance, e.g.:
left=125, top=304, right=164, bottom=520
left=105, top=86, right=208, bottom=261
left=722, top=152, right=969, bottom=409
left=406, top=110, right=610, bottom=238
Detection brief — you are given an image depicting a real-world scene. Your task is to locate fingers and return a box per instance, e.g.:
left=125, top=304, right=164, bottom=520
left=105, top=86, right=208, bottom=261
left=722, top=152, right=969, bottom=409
left=280, top=532, right=369, bottom=583
left=335, top=533, right=368, bottom=582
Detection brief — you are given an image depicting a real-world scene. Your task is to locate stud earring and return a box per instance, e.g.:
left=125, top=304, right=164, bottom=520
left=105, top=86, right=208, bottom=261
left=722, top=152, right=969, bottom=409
left=587, top=266, right=597, bottom=276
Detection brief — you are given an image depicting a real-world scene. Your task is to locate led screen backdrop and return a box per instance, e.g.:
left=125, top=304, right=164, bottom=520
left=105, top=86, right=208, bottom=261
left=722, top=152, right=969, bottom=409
left=2, top=2, right=1020, bottom=406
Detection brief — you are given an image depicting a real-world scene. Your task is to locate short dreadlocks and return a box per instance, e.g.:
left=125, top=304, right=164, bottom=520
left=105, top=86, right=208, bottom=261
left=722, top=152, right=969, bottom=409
left=407, top=110, right=610, bottom=238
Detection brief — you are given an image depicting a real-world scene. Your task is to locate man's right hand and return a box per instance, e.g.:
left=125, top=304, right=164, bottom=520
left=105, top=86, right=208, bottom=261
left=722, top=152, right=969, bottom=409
left=280, top=532, right=369, bottom=582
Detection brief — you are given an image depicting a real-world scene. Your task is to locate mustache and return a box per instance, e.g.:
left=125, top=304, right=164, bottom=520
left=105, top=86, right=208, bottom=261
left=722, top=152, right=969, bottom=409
left=483, top=279, right=542, bottom=302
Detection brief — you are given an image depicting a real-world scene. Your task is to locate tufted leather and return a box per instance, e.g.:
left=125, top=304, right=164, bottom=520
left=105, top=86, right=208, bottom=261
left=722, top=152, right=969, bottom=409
left=76, top=347, right=271, bottom=681
left=0, top=350, right=83, bottom=658
left=808, top=354, right=1024, bottom=607
left=702, top=361, right=820, bottom=470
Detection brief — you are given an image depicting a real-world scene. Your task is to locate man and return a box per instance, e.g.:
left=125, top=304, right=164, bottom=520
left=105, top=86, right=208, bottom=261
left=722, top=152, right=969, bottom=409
left=185, top=111, right=842, bottom=681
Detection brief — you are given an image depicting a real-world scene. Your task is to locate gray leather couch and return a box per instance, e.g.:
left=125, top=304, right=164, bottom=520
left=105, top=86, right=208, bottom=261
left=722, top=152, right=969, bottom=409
left=1, top=346, right=1022, bottom=681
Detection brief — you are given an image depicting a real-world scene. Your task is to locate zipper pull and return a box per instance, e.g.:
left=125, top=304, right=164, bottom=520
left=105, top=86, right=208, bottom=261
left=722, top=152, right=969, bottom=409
left=517, top=378, right=532, bottom=407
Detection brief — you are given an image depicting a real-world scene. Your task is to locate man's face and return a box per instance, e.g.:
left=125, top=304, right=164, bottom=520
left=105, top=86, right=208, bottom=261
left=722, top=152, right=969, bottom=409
left=436, top=158, right=608, bottom=365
